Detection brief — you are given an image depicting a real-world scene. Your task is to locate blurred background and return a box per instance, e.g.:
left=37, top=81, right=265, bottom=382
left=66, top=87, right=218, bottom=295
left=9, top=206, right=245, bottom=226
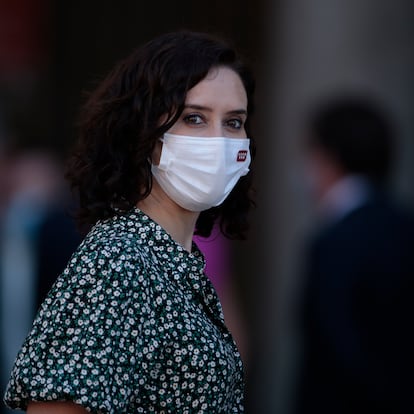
left=1, top=0, right=413, bottom=413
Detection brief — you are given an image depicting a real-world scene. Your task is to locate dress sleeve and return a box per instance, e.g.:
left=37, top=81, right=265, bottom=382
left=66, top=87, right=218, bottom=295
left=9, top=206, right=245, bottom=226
left=4, top=240, right=150, bottom=413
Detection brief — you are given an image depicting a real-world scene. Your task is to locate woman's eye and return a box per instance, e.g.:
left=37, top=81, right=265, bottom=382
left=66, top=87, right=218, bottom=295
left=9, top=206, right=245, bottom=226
left=226, top=118, right=243, bottom=129
left=183, top=114, right=204, bottom=125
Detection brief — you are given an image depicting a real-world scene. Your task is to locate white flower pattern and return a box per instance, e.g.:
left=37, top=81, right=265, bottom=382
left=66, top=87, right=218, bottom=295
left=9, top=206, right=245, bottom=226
left=4, top=208, right=244, bottom=413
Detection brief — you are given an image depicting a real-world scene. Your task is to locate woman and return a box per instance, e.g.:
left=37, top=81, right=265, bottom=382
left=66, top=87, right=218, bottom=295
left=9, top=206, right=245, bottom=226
left=4, top=31, right=255, bottom=413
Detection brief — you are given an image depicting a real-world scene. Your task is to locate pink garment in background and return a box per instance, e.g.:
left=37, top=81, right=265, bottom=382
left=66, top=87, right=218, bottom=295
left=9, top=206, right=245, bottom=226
left=193, top=225, right=231, bottom=294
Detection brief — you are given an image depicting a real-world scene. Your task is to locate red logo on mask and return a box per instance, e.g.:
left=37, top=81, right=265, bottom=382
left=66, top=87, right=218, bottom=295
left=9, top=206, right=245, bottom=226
left=237, top=150, right=248, bottom=162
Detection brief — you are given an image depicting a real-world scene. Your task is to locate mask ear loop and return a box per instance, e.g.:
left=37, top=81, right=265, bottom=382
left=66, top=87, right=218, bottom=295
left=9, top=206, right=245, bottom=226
left=148, top=137, right=165, bottom=167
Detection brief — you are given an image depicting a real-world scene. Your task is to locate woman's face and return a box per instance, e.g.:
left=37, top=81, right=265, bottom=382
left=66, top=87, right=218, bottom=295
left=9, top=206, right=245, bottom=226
left=169, top=66, right=248, bottom=139
left=151, top=66, right=248, bottom=165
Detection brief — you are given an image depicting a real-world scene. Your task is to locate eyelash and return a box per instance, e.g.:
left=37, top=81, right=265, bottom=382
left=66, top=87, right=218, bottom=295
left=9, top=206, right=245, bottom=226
left=183, top=113, right=245, bottom=130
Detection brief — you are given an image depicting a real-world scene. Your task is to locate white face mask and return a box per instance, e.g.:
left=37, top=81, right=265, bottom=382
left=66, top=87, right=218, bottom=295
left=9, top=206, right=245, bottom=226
left=151, top=133, right=251, bottom=212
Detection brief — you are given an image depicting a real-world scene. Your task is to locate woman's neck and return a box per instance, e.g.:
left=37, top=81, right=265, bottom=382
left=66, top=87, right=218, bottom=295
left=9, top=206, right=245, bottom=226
left=136, top=181, right=199, bottom=252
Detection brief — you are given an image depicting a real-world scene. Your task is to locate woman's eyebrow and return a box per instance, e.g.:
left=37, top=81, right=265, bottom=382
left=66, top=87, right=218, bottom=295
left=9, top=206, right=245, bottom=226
left=184, top=104, right=212, bottom=112
left=184, top=104, right=247, bottom=116
left=227, top=109, right=248, bottom=116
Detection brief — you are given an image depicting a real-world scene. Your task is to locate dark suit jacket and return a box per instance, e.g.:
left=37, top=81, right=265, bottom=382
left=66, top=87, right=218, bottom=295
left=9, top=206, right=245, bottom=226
left=296, top=194, right=414, bottom=413
left=35, top=205, right=82, bottom=308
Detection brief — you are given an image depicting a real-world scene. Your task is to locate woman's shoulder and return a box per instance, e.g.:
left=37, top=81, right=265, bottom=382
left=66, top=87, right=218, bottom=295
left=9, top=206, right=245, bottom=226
left=17, top=212, right=162, bottom=346
left=54, top=218, right=151, bottom=296
left=30, top=208, right=169, bottom=332
left=73, top=210, right=154, bottom=268
left=4, top=219, right=157, bottom=413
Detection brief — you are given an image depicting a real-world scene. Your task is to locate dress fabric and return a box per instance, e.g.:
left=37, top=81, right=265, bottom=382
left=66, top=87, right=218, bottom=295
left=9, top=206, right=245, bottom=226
left=4, top=207, right=244, bottom=413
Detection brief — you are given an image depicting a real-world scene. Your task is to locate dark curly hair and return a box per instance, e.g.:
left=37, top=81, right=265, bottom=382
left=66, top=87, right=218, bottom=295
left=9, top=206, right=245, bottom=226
left=66, top=30, right=256, bottom=239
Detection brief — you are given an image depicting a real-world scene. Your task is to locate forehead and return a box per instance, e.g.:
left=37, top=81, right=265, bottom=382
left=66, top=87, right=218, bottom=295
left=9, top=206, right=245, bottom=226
left=185, top=66, right=248, bottom=109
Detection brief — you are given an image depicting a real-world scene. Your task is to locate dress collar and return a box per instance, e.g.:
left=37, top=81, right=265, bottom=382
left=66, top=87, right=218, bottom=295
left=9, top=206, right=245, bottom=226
left=130, top=207, right=225, bottom=325
left=101, top=207, right=225, bottom=325
left=120, top=207, right=206, bottom=273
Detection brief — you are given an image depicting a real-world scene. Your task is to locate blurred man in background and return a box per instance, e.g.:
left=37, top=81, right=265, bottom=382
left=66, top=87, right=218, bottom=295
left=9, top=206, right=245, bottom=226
left=296, top=96, right=414, bottom=413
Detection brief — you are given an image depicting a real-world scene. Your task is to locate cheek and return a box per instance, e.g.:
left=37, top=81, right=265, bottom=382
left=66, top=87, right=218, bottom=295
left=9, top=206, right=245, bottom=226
left=240, top=125, right=248, bottom=138
left=166, top=118, right=195, bottom=136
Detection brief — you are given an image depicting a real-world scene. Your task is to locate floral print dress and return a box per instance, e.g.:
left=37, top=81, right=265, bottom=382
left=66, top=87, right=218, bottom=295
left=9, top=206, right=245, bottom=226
left=4, top=208, right=244, bottom=413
